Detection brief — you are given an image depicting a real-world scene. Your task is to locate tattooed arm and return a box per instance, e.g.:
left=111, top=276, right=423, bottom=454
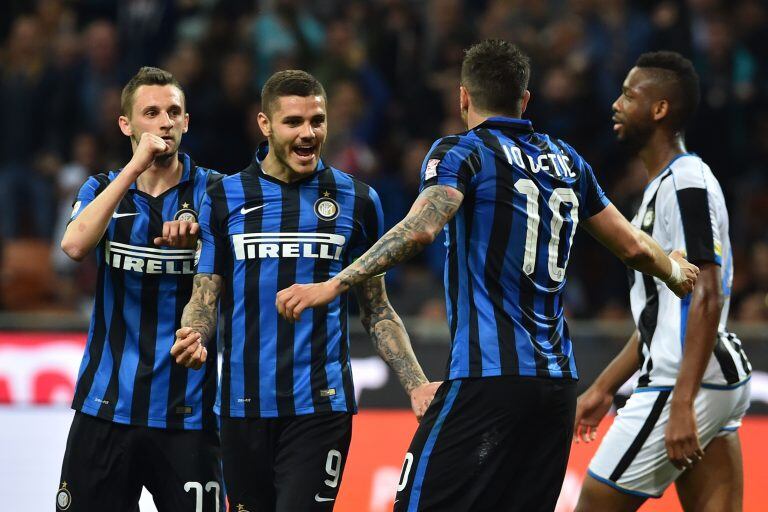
left=171, top=273, right=224, bottom=369
left=275, top=185, right=464, bottom=321
left=355, top=275, right=440, bottom=420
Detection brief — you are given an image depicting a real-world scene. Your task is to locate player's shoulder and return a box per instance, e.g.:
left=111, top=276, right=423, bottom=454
left=325, top=166, right=380, bottom=202
left=429, top=130, right=481, bottom=154
left=538, top=134, right=586, bottom=164
left=80, top=170, right=116, bottom=190
left=666, top=153, right=713, bottom=191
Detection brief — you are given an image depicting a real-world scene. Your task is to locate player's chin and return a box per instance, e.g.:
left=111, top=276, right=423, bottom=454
left=290, top=154, right=319, bottom=174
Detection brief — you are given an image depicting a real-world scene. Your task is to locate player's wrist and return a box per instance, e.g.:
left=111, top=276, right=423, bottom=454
left=328, top=276, right=349, bottom=294
left=123, top=158, right=149, bottom=179
left=664, top=257, right=683, bottom=286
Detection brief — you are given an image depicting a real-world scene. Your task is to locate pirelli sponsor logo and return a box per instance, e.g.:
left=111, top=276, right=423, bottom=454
left=105, top=241, right=195, bottom=274
left=232, top=232, right=346, bottom=261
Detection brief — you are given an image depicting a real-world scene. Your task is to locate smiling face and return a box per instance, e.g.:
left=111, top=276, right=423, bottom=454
left=258, top=94, right=327, bottom=180
left=119, top=84, right=188, bottom=159
left=612, top=67, right=659, bottom=152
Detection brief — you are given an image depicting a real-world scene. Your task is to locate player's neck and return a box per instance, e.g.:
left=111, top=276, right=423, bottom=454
left=136, top=154, right=183, bottom=196
left=261, top=152, right=306, bottom=183
left=639, top=133, right=686, bottom=182
left=466, top=109, right=521, bottom=130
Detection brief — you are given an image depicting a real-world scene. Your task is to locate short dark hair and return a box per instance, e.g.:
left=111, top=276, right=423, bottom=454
left=261, top=70, right=326, bottom=117
left=121, top=66, right=184, bottom=117
left=635, top=51, right=700, bottom=130
left=461, top=39, right=530, bottom=116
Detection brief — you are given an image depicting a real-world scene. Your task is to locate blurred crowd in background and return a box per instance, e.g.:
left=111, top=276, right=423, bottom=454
left=1, top=0, right=767, bottom=323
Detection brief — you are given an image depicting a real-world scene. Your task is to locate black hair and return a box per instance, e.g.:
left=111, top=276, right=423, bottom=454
left=461, top=39, right=531, bottom=116
left=635, top=51, right=700, bottom=130
left=261, top=69, right=326, bottom=116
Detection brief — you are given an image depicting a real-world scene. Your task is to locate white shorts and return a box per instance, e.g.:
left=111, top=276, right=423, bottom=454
left=587, top=379, right=751, bottom=498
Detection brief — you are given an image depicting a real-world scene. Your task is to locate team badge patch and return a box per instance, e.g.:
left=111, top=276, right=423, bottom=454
left=642, top=209, right=655, bottom=229
left=314, top=197, right=340, bottom=221
left=425, top=158, right=440, bottom=180
left=174, top=202, right=197, bottom=223
left=56, top=482, right=72, bottom=510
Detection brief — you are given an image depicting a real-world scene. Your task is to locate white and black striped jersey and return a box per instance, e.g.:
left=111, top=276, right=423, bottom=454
left=629, top=153, right=751, bottom=389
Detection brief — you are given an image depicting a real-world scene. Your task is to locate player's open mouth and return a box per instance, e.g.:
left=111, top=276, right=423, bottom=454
left=293, top=144, right=316, bottom=162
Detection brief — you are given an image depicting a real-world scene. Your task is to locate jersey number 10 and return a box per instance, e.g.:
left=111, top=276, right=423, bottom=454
left=514, top=179, right=579, bottom=282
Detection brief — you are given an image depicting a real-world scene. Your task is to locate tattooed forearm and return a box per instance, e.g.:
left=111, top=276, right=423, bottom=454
left=335, top=185, right=463, bottom=290
left=181, top=273, right=223, bottom=344
left=356, top=276, right=428, bottom=394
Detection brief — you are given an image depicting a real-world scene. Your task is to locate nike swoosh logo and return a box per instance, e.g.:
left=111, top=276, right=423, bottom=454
left=241, top=204, right=268, bottom=215
left=314, top=494, right=335, bottom=502
left=113, top=212, right=140, bottom=218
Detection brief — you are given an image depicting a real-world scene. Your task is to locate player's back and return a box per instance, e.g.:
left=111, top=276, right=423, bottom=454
left=420, top=117, right=609, bottom=380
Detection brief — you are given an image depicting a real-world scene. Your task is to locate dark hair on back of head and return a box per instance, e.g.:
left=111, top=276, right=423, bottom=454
left=461, top=39, right=530, bottom=116
left=635, top=51, right=700, bottom=130
left=121, top=66, right=184, bottom=117
left=261, top=70, right=326, bottom=116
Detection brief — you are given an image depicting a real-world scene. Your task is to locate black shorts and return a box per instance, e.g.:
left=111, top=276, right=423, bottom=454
left=394, top=375, right=577, bottom=512
left=221, top=412, right=353, bottom=512
left=57, top=411, right=224, bottom=512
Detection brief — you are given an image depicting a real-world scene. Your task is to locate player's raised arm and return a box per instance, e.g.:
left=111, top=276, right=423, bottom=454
left=61, top=131, right=169, bottom=261
left=354, top=275, right=440, bottom=421
left=172, top=272, right=223, bottom=370
left=275, top=185, right=464, bottom=320
left=581, top=204, right=699, bottom=298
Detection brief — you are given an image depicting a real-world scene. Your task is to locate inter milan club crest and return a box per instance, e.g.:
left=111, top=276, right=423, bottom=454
left=314, top=192, right=340, bottom=221
left=174, top=202, right=197, bottom=223
left=56, top=482, right=72, bottom=510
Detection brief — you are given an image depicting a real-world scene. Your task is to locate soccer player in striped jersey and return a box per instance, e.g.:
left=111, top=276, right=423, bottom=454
left=173, top=70, right=437, bottom=511
left=574, top=52, right=751, bottom=512
left=57, top=67, right=223, bottom=512
left=275, top=40, right=700, bottom=511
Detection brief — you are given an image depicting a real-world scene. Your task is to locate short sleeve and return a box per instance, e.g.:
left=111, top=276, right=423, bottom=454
left=579, top=162, right=610, bottom=219
left=196, top=191, right=228, bottom=275
left=348, top=186, right=385, bottom=260
left=668, top=169, right=722, bottom=265
left=69, top=174, right=109, bottom=222
left=419, top=135, right=481, bottom=194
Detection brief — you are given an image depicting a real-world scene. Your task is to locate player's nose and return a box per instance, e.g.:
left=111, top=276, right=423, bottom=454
left=299, top=122, right=316, bottom=140
left=160, top=110, right=174, bottom=127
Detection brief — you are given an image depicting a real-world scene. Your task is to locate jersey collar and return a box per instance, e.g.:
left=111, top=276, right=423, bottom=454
left=476, top=116, right=534, bottom=133
left=249, top=141, right=328, bottom=185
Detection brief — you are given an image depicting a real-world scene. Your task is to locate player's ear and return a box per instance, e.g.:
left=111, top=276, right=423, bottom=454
left=652, top=99, right=669, bottom=122
left=257, top=111, right=272, bottom=137
left=182, top=112, right=190, bottom=134
left=118, top=115, right=132, bottom=137
left=459, top=86, right=469, bottom=112
left=520, top=90, right=531, bottom=114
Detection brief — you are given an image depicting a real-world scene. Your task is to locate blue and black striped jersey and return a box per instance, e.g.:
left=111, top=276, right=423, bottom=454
left=420, top=117, right=610, bottom=380
left=198, top=144, right=384, bottom=418
left=70, top=153, right=220, bottom=430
